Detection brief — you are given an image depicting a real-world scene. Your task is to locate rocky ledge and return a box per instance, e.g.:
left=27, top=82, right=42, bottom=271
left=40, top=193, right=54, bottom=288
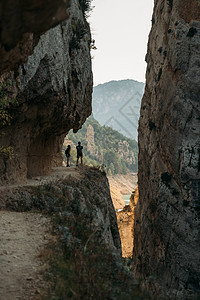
left=0, top=166, right=148, bottom=299
left=0, top=0, right=93, bottom=185
left=0, top=166, right=121, bottom=253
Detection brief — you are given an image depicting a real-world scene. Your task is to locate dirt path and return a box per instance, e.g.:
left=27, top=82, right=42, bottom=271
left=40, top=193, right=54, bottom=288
left=0, top=211, right=50, bottom=300
left=0, top=166, right=83, bottom=192
left=0, top=166, right=85, bottom=299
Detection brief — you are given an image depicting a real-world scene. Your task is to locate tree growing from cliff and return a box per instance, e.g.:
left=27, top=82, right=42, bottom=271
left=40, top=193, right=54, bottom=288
left=79, top=0, right=94, bottom=18
left=0, top=81, right=12, bottom=126
left=0, top=80, right=15, bottom=158
left=109, top=162, right=115, bottom=175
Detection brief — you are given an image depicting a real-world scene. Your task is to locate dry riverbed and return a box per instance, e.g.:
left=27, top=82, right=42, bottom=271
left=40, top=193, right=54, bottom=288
left=108, top=173, right=137, bottom=210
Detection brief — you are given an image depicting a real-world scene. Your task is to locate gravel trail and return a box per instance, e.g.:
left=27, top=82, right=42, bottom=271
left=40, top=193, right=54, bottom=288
left=0, top=212, right=50, bottom=300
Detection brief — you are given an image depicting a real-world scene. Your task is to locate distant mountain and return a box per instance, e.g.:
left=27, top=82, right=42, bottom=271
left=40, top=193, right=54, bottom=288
left=92, top=79, right=145, bottom=140
left=63, top=116, right=138, bottom=175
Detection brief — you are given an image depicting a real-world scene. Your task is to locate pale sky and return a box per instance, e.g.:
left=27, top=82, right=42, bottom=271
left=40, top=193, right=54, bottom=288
left=89, top=0, right=154, bottom=86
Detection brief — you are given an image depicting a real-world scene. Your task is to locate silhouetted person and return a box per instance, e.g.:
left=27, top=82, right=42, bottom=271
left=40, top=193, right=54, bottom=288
left=65, top=145, right=71, bottom=167
left=76, top=141, right=83, bottom=166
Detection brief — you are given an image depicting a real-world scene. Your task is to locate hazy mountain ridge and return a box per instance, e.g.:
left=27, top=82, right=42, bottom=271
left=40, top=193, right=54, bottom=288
left=92, top=79, right=145, bottom=140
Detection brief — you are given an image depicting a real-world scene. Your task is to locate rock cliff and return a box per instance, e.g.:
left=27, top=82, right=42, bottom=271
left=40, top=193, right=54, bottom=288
left=117, top=187, right=138, bottom=258
left=0, top=166, right=121, bottom=253
left=0, top=0, right=69, bottom=74
left=86, top=124, right=98, bottom=157
left=85, top=123, right=136, bottom=163
left=134, top=0, right=200, bottom=298
left=118, top=140, right=136, bottom=164
left=0, top=0, right=93, bottom=185
left=0, top=166, right=147, bottom=298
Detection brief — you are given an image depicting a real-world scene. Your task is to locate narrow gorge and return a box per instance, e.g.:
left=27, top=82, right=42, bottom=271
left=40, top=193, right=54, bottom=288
left=0, top=0, right=200, bottom=299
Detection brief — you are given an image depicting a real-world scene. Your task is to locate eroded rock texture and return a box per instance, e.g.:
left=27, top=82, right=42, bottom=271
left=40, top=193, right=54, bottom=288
left=0, top=0, right=69, bottom=74
left=0, top=166, right=148, bottom=298
left=0, top=166, right=121, bottom=253
left=117, top=187, right=138, bottom=258
left=134, top=0, right=200, bottom=299
left=0, top=0, right=93, bottom=184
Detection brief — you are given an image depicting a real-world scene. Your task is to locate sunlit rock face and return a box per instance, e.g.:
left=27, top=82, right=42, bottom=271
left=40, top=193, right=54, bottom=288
left=86, top=124, right=98, bottom=157
left=0, top=0, right=93, bottom=184
left=0, top=0, right=69, bottom=74
left=117, top=187, right=139, bottom=258
left=134, top=0, right=200, bottom=298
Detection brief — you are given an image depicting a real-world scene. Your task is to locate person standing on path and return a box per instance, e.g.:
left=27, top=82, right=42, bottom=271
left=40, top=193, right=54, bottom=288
left=65, top=145, right=71, bottom=167
left=76, top=141, right=83, bottom=166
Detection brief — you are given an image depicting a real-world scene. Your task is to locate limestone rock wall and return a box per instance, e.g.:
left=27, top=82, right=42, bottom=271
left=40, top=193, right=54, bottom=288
left=134, top=0, right=200, bottom=298
left=0, top=166, right=121, bottom=254
left=117, top=187, right=138, bottom=258
left=0, top=166, right=149, bottom=298
left=0, top=0, right=93, bottom=184
left=118, top=140, right=136, bottom=164
left=86, top=124, right=98, bottom=157
left=0, top=0, right=69, bottom=74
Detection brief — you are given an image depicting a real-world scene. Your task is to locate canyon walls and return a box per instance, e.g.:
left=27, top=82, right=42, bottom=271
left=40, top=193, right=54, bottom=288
left=134, top=0, right=200, bottom=298
left=0, top=0, right=93, bottom=184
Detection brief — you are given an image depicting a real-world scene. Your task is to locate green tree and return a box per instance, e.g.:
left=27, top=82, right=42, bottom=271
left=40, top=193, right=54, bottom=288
left=78, top=0, right=93, bottom=18
left=107, top=169, right=112, bottom=176
left=0, top=80, right=16, bottom=159
left=65, top=115, right=138, bottom=174
left=109, top=162, right=115, bottom=175
left=121, top=160, right=128, bottom=175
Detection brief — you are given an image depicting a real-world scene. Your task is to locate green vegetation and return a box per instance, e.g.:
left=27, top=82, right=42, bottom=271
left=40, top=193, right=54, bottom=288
left=69, top=20, right=89, bottom=52
left=0, top=80, right=12, bottom=127
left=78, top=0, right=94, bottom=18
left=0, top=80, right=16, bottom=159
left=30, top=176, right=149, bottom=299
left=63, top=116, right=138, bottom=175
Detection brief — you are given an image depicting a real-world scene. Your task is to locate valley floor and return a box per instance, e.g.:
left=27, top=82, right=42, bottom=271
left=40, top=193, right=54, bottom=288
left=108, top=173, right=137, bottom=210
left=108, top=173, right=138, bottom=258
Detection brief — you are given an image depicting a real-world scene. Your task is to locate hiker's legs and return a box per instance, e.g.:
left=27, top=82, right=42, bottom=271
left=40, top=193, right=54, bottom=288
left=67, top=157, right=69, bottom=166
left=76, top=157, right=79, bottom=166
